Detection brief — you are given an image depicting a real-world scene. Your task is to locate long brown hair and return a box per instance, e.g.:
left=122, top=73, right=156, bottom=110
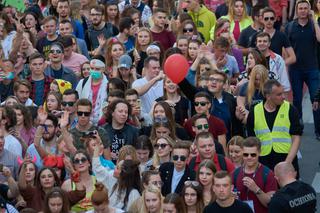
left=181, top=183, right=204, bottom=213
left=135, top=27, right=153, bottom=52
left=43, top=187, right=70, bottom=213
left=104, top=38, right=125, bottom=68
left=228, top=0, right=249, bottom=21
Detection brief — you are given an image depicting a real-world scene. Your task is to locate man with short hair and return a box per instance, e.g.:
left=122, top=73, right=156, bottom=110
left=59, top=19, right=90, bottom=59
left=159, top=141, right=195, bottom=196
left=62, top=98, right=110, bottom=159
left=268, top=161, right=317, bottom=212
left=13, top=80, right=36, bottom=106
left=60, top=35, right=88, bottom=75
left=118, top=0, right=152, bottom=25
left=150, top=9, right=176, bottom=51
left=36, top=16, right=60, bottom=58
left=255, top=32, right=291, bottom=93
left=27, top=53, right=53, bottom=106
left=184, top=92, right=227, bottom=153
left=26, top=110, right=60, bottom=168
left=185, top=0, right=216, bottom=43
left=188, top=132, right=235, bottom=173
left=56, top=0, right=84, bottom=39
left=61, top=89, right=79, bottom=129
left=246, top=80, right=302, bottom=174
left=85, top=5, right=118, bottom=54
left=132, top=56, right=164, bottom=114
left=44, top=42, right=78, bottom=88
left=116, top=17, right=136, bottom=53
left=204, top=171, right=253, bottom=212
left=232, top=137, right=278, bottom=213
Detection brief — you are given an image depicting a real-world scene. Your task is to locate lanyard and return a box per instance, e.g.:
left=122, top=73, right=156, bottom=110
left=243, top=163, right=260, bottom=200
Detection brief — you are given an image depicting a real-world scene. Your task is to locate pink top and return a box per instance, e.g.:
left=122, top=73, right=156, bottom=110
left=63, top=52, right=89, bottom=75
left=91, top=81, right=102, bottom=109
left=268, top=0, right=288, bottom=19
left=20, top=127, right=36, bottom=146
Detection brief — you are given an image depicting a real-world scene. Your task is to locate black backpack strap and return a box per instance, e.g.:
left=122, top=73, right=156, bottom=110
left=261, top=165, right=271, bottom=188
left=189, top=157, right=197, bottom=172
left=217, top=154, right=227, bottom=171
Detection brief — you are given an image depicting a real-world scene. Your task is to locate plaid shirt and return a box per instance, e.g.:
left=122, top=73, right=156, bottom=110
left=27, top=75, right=53, bottom=106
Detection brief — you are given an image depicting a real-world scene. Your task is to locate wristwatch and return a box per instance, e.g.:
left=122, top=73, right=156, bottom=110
left=255, top=188, right=262, bottom=195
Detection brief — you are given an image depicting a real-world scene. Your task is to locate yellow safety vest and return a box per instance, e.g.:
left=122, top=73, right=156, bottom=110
left=253, top=101, right=292, bottom=156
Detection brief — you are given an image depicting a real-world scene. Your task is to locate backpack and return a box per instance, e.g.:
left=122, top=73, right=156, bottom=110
left=189, top=154, right=227, bottom=172
left=232, top=165, right=271, bottom=188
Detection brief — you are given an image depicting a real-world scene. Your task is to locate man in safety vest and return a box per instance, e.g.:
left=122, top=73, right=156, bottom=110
left=246, top=79, right=302, bottom=176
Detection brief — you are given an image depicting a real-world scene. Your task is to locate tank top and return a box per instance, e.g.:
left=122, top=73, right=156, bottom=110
left=71, top=176, right=96, bottom=212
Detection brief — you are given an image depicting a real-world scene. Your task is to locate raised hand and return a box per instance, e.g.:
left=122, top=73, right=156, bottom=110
left=60, top=111, right=70, bottom=129
left=37, top=107, right=48, bottom=125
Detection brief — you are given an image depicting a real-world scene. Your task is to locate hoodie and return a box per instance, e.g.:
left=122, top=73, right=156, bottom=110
left=188, top=5, right=216, bottom=43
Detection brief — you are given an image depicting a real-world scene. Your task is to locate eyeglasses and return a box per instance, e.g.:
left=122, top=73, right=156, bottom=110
left=154, top=117, right=168, bottom=123
left=184, top=181, right=200, bottom=187
left=50, top=49, right=63, bottom=54
left=183, top=28, right=194, bottom=33
left=90, top=13, right=102, bottom=16
left=73, top=157, right=88, bottom=164
left=194, top=102, right=208, bottom=107
left=208, top=77, right=224, bottom=83
left=154, top=143, right=169, bottom=149
left=172, top=155, right=187, bottom=161
left=62, top=101, right=74, bottom=107
left=196, top=124, right=209, bottom=130
left=77, top=111, right=91, bottom=117
left=264, top=16, right=275, bottom=21
left=243, top=153, right=257, bottom=158
left=151, top=181, right=163, bottom=187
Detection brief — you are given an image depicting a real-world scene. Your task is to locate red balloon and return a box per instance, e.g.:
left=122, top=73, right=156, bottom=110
left=164, top=54, right=189, bottom=84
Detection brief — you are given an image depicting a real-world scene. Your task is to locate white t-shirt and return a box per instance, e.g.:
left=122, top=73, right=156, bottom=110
left=132, top=77, right=163, bottom=114
left=4, top=135, right=22, bottom=157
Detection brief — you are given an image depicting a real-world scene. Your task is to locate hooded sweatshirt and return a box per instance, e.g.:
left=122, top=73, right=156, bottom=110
left=188, top=5, right=216, bottom=43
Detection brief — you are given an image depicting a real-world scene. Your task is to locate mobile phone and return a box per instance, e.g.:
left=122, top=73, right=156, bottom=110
left=0, top=164, right=3, bottom=172
left=137, top=99, right=141, bottom=108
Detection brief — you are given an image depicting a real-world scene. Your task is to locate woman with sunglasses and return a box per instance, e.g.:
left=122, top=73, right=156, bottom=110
left=19, top=166, right=85, bottom=211
left=178, top=20, right=200, bottom=41
left=159, top=141, right=195, bottom=196
left=197, top=160, right=217, bottom=206
left=152, top=135, right=174, bottom=168
left=227, top=136, right=244, bottom=168
left=182, top=181, right=204, bottom=213
left=210, top=0, right=252, bottom=42
left=92, top=146, right=141, bottom=211
left=61, top=150, right=96, bottom=212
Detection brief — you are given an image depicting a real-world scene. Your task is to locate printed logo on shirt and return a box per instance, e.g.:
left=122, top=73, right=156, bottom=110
left=288, top=193, right=316, bottom=208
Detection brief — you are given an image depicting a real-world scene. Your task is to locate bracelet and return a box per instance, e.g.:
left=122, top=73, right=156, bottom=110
left=255, top=188, right=262, bottom=195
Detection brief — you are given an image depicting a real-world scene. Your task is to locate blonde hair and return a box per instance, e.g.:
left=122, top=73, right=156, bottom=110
left=228, top=0, right=249, bottom=21
left=152, top=135, right=175, bottom=168
left=118, top=145, right=138, bottom=163
left=140, top=185, right=163, bottom=213
left=247, top=65, right=269, bottom=105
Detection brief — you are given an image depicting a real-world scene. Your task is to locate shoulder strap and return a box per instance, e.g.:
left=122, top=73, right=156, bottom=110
left=82, top=76, right=89, bottom=89
left=262, top=165, right=271, bottom=188
left=217, top=154, right=227, bottom=171
left=189, top=157, right=197, bottom=172
left=233, top=167, right=241, bottom=185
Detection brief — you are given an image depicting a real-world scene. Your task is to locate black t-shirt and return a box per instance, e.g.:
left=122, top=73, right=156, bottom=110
left=246, top=101, right=302, bottom=137
left=111, top=128, right=125, bottom=162
left=0, top=184, right=9, bottom=201
left=238, top=25, right=258, bottom=48
left=203, top=199, right=253, bottom=213
left=268, top=181, right=317, bottom=213
left=249, top=30, right=291, bottom=55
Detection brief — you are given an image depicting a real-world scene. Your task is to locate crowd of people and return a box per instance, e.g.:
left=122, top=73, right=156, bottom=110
left=0, top=0, right=320, bottom=212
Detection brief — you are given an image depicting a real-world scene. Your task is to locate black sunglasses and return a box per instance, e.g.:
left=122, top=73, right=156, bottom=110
left=243, top=153, right=257, bottom=158
left=172, top=155, right=187, bottom=162
left=77, top=111, right=91, bottom=117
left=62, top=101, right=75, bottom=107
left=73, top=157, right=88, bottom=164
left=194, top=102, right=208, bottom=107
left=154, top=143, right=169, bottom=149
left=154, top=117, right=168, bottom=123
left=264, top=16, right=275, bottom=21
left=183, top=28, right=194, bottom=33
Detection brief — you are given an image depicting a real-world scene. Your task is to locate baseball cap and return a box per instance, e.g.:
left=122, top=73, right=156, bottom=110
left=118, top=55, right=132, bottom=69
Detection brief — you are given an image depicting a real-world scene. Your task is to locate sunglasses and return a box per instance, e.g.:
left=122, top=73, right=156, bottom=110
left=184, top=181, right=200, bottom=187
left=196, top=124, right=209, bottom=130
left=183, top=28, right=194, bottom=33
left=61, top=101, right=74, bottom=107
left=50, top=49, right=63, bottom=54
left=73, top=157, right=88, bottom=164
left=154, top=117, right=168, bottom=123
left=264, top=16, right=275, bottom=21
left=194, top=102, right=208, bottom=107
left=154, top=143, right=169, bottom=149
left=77, top=111, right=91, bottom=117
left=172, top=155, right=187, bottom=162
left=243, top=153, right=257, bottom=158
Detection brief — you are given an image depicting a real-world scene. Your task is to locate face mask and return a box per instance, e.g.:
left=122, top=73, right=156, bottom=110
left=5, top=72, right=14, bottom=80
left=90, top=69, right=102, bottom=80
